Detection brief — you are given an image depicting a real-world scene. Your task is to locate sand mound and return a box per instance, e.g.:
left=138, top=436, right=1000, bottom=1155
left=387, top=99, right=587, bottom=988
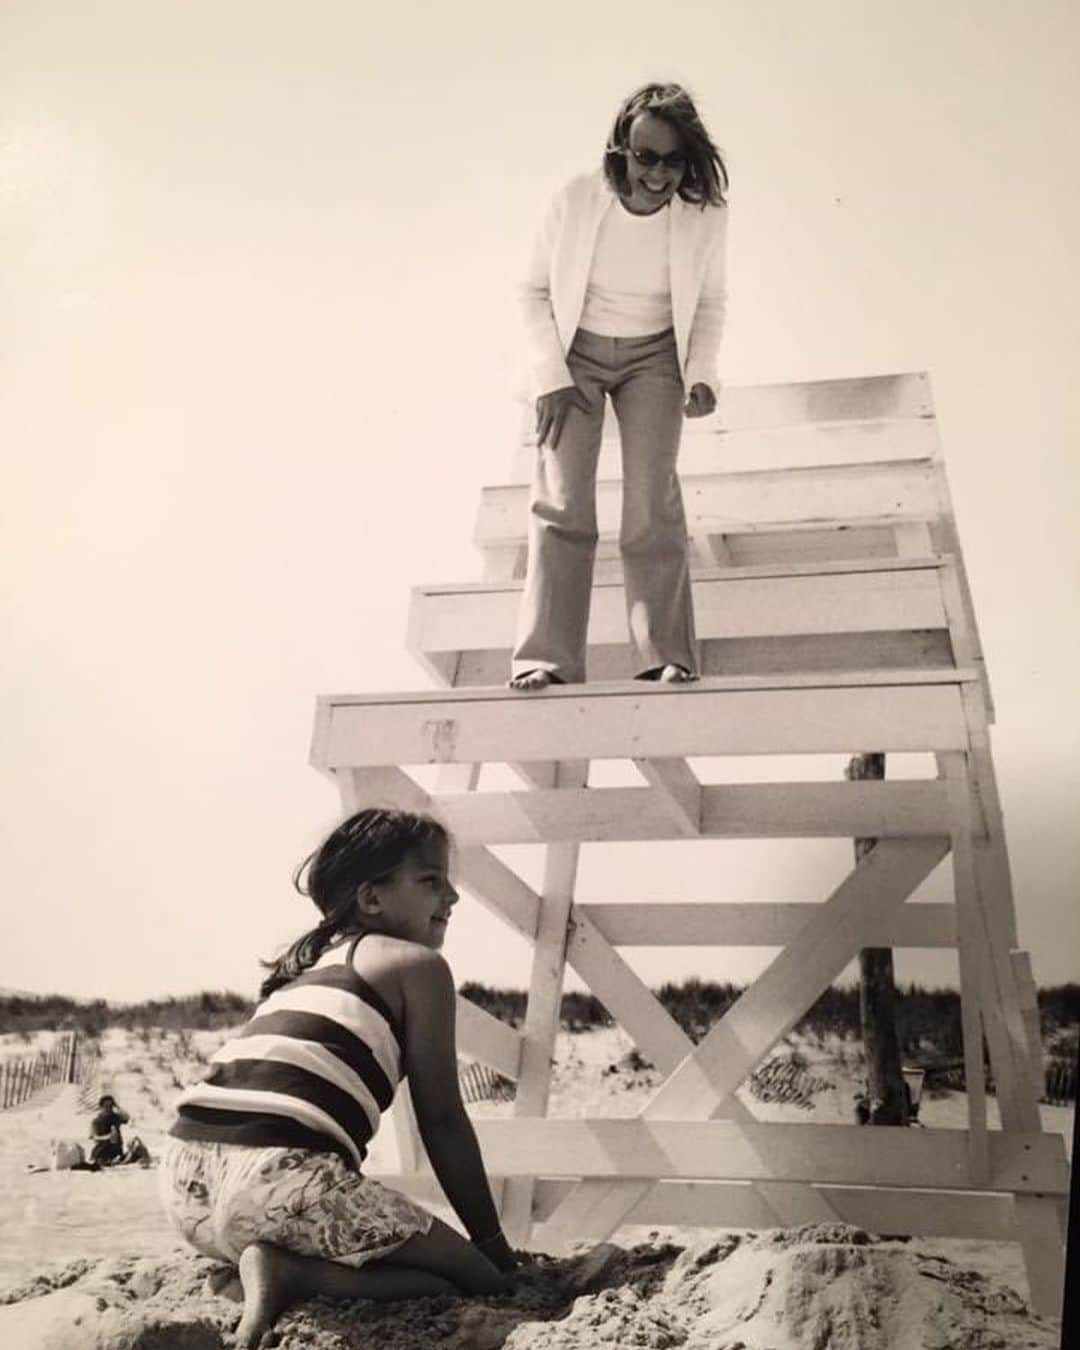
left=0, top=1225, right=1058, bottom=1349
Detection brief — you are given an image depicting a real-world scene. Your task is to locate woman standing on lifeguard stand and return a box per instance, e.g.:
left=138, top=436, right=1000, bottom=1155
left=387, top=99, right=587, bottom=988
left=511, top=82, right=729, bottom=691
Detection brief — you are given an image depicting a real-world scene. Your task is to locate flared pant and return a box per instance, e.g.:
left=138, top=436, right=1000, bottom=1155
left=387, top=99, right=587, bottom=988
left=512, top=327, right=697, bottom=684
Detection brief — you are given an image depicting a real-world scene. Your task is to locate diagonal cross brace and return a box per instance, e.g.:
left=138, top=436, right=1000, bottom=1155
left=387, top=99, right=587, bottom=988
left=539, top=836, right=948, bottom=1247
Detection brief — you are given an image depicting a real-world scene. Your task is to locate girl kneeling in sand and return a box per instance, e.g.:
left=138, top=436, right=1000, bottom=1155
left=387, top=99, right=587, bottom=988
left=159, top=808, right=517, bottom=1348
left=511, top=81, right=729, bottom=691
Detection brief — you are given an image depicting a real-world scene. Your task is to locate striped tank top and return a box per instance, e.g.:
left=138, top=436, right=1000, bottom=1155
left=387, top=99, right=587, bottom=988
left=169, top=936, right=403, bottom=1169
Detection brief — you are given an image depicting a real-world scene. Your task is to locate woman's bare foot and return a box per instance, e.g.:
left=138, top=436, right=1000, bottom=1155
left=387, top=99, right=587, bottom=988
left=658, top=664, right=698, bottom=684
left=234, top=1242, right=299, bottom=1348
left=508, top=669, right=562, bottom=691
left=637, top=664, right=698, bottom=684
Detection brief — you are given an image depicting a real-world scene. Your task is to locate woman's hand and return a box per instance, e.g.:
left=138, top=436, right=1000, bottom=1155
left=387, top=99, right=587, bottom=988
left=684, top=382, right=717, bottom=418
left=536, top=385, right=586, bottom=449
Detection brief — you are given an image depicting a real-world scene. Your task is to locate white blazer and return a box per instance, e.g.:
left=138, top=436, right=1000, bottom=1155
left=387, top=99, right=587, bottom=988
left=520, top=170, right=728, bottom=399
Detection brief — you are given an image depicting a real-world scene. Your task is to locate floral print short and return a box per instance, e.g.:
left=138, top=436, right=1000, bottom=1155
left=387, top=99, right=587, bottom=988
left=159, top=1139, right=434, bottom=1268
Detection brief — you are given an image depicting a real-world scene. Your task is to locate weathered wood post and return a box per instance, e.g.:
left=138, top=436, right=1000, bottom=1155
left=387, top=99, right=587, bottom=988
left=847, top=752, right=910, bottom=1125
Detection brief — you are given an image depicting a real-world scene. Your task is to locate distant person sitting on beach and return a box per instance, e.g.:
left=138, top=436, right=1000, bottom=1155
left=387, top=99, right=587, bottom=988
left=89, top=1094, right=130, bottom=1166
left=159, top=807, right=518, bottom=1349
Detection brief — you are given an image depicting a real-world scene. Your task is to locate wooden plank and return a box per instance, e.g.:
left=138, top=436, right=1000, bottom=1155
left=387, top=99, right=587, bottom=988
left=388, top=1079, right=422, bottom=1173
left=697, top=532, right=735, bottom=566
left=561, top=909, right=816, bottom=1244
left=455, top=846, right=541, bottom=942
left=1011, top=950, right=1046, bottom=1104
left=702, top=524, right=899, bottom=566
left=894, top=522, right=934, bottom=557
left=426, top=781, right=952, bottom=846
left=421, top=555, right=948, bottom=594
left=641, top=840, right=948, bottom=1117
left=632, top=759, right=701, bottom=835
left=531, top=1180, right=1020, bottom=1240
left=434, top=763, right=481, bottom=792
left=316, top=680, right=973, bottom=768
left=476, top=460, right=941, bottom=550
left=710, top=372, right=934, bottom=427
left=565, top=912, right=705, bottom=1077
left=576, top=901, right=957, bottom=949
left=1012, top=1194, right=1067, bottom=1318
left=454, top=996, right=522, bottom=1081
left=542, top=839, right=948, bottom=1243
left=752, top=1182, right=845, bottom=1226
left=519, top=373, right=932, bottom=443
left=452, top=630, right=956, bottom=687
left=501, top=761, right=587, bottom=1247
left=510, top=842, right=580, bottom=1097
left=931, top=465, right=994, bottom=720
left=412, top=563, right=948, bottom=657
left=361, top=1172, right=1024, bottom=1245
left=322, top=667, right=972, bottom=708
left=511, top=414, right=942, bottom=482
left=468, top=1120, right=1068, bottom=1193
left=940, top=752, right=990, bottom=1182
left=940, top=759, right=1038, bottom=1135
left=480, top=544, right=527, bottom=582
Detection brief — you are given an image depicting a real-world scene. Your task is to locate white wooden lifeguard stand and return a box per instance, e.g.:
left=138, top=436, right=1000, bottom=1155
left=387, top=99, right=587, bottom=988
left=310, top=372, right=1068, bottom=1317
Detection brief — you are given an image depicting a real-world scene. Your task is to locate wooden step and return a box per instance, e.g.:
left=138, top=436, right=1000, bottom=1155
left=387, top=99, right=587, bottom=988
left=511, top=371, right=939, bottom=481
left=311, top=671, right=977, bottom=772
left=409, top=557, right=954, bottom=686
left=698, top=371, right=934, bottom=427
left=476, top=458, right=942, bottom=558
left=402, top=779, right=954, bottom=845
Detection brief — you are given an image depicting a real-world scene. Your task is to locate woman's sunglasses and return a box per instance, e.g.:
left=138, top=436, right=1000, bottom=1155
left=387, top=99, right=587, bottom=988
left=624, top=146, right=688, bottom=171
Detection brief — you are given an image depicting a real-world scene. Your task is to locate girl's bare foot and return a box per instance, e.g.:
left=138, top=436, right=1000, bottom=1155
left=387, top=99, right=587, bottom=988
left=233, top=1237, right=463, bottom=1345
left=235, top=1242, right=298, bottom=1348
left=508, top=669, right=562, bottom=691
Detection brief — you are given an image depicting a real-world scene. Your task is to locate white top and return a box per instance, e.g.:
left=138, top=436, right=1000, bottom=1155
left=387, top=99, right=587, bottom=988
left=579, top=202, right=673, bottom=337
left=519, top=171, right=729, bottom=397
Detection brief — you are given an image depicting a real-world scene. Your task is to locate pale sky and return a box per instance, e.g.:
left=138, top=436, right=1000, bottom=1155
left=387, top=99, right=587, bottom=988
left=3, top=1, right=1078, bottom=1002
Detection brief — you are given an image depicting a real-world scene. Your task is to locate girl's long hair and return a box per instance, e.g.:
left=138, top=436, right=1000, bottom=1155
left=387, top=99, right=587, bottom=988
left=603, top=82, right=728, bottom=207
left=259, top=807, right=448, bottom=998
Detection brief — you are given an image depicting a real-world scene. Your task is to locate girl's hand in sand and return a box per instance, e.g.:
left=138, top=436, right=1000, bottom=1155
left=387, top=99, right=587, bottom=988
left=684, top=382, right=717, bottom=418
left=474, top=1229, right=522, bottom=1274
left=536, top=385, right=587, bottom=449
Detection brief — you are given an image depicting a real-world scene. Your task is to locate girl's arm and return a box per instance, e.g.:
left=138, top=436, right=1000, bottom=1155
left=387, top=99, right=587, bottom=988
left=401, top=949, right=517, bottom=1272
left=683, top=205, right=729, bottom=398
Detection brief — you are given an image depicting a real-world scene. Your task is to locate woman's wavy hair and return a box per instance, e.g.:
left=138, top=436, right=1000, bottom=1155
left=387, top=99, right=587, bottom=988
left=259, top=807, right=448, bottom=998
left=603, top=82, right=728, bottom=208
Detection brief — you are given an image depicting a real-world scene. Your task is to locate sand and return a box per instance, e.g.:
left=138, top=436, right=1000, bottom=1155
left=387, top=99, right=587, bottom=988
left=0, top=1227, right=1062, bottom=1349
left=0, top=1026, right=1071, bottom=1348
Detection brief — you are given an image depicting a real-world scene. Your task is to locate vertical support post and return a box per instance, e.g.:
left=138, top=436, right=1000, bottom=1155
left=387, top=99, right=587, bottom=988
left=941, top=753, right=1064, bottom=1317
left=846, top=752, right=909, bottom=1126
left=1010, top=950, right=1045, bottom=1106
left=499, top=759, right=587, bottom=1248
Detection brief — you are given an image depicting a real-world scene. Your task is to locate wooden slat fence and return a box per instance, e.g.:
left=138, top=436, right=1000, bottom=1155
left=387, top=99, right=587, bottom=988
left=459, top=1059, right=516, bottom=1105
left=0, top=1032, right=97, bottom=1110
left=918, top=1056, right=1076, bottom=1104
left=1043, top=1057, right=1077, bottom=1106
